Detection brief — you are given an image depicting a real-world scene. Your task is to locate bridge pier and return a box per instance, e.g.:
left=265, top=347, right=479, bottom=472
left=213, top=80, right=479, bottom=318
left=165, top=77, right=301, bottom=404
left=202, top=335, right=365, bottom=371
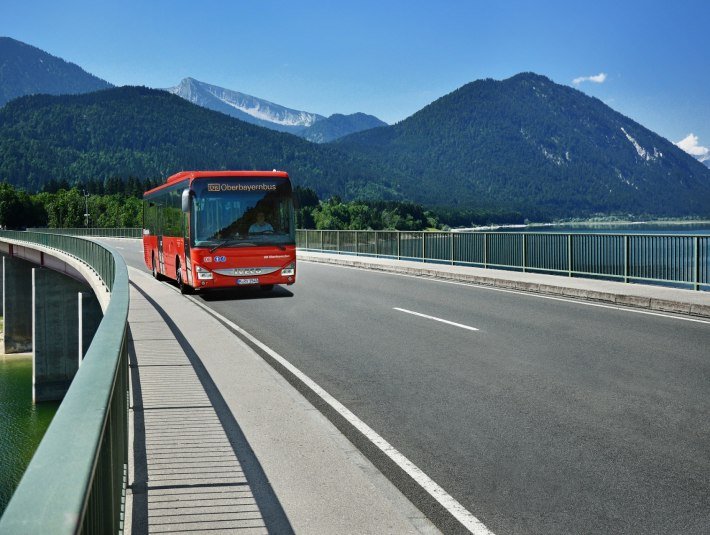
left=3, top=255, right=34, bottom=353
left=32, top=267, right=94, bottom=402
left=79, top=291, right=103, bottom=363
left=0, top=252, right=4, bottom=316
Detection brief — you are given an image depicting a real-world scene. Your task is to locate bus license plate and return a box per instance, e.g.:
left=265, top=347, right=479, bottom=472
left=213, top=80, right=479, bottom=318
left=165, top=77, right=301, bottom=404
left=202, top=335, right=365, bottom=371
left=237, top=278, right=259, bottom=285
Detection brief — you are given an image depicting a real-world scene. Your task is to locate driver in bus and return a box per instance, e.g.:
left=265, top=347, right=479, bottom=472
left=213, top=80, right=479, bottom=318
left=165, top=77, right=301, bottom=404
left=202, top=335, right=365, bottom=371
left=249, top=211, right=274, bottom=234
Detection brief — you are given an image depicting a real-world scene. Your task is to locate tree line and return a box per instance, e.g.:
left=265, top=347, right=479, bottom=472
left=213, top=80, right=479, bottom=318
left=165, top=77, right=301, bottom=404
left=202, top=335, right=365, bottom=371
left=0, top=181, right=147, bottom=229
left=0, top=181, right=525, bottom=231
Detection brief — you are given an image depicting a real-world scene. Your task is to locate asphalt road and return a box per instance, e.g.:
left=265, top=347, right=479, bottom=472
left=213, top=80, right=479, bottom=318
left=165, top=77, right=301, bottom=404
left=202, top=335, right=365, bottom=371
left=108, top=239, right=710, bottom=534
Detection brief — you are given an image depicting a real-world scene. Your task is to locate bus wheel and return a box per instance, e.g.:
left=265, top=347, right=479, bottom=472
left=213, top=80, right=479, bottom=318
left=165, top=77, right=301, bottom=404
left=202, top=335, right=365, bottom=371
left=152, top=254, right=164, bottom=281
left=176, top=260, right=192, bottom=295
left=260, top=284, right=274, bottom=292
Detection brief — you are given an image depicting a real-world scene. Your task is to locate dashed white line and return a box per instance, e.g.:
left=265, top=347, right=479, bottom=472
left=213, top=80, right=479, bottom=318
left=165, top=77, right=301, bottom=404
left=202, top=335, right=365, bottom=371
left=394, top=307, right=480, bottom=331
left=302, top=260, right=710, bottom=325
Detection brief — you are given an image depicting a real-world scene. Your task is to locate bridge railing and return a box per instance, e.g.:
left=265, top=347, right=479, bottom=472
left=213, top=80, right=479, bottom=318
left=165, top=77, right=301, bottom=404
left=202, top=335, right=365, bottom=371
left=0, top=231, right=129, bottom=534
left=27, top=227, right=142, bottom=238
left=297, top=230, right=710, bottom=291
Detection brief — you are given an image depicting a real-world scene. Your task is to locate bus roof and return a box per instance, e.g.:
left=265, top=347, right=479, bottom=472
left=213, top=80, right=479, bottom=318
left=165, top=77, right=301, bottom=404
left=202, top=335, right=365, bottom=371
left=145, top=170, right=290, bottom=196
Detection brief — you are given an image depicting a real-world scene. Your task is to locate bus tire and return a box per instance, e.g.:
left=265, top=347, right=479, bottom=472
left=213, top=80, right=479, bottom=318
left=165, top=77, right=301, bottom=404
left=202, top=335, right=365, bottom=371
left=176, top=259, right=192, bottom=295
left=152, top=253, right=164, bottom=281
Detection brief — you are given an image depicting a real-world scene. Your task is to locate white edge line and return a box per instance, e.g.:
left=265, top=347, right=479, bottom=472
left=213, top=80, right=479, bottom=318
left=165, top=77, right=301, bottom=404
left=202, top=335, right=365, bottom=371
left=301, top=260, right=710, bottom=326
left=394, top=307, right=479, bottom=331
left=184, top=292, right=494, bottom=535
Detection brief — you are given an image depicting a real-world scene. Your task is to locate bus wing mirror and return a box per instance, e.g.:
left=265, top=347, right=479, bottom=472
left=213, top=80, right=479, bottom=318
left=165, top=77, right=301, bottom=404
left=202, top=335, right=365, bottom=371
left=181, top=189, right=191, bottom=213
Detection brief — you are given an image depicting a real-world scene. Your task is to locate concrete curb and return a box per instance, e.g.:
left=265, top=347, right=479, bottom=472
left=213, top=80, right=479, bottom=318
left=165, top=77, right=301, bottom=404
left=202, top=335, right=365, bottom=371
left=0, top=238, right=110, bottom=312
left=298, top=253, right=710, bottom=320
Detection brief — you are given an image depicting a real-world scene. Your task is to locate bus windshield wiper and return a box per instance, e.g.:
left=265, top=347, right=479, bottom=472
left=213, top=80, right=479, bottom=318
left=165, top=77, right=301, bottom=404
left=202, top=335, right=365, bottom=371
left=210, top=239, right=229, bottom=253
left=210, top=239, right=256, bottom=252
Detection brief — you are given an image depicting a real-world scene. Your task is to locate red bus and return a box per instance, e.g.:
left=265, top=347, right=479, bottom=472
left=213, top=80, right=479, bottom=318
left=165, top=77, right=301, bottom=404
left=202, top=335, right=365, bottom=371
left=143, top=170, right=296, bottom=293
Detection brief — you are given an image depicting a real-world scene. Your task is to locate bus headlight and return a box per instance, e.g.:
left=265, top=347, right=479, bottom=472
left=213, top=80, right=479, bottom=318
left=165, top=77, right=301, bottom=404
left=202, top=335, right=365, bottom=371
left=281, top=262, right=295, bottom=277
left=196, top=265, right=213, bottom=280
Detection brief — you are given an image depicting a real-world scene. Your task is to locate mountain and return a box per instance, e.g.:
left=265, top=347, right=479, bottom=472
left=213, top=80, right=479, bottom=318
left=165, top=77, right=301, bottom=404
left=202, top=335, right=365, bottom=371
left=166, top=77, right=323, bottom=134
left=301, top=113, right=387, bottom=143
left=0, top=37, right=112, bottom=107
left=0, top=86, right=403, bottom=198
left=336, top=73, right=710, bottom=218
left=1, top=74, right=709, bottom=219
left=167, top=77, right=387, bottom=142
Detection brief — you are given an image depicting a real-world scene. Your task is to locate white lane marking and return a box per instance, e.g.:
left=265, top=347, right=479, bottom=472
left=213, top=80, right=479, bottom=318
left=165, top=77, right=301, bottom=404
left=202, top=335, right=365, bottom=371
left=183, top=292, right=494, bottom=535
left=394, top=307, right=479, bottom=331
left=301, top=260, right=710, bottom=326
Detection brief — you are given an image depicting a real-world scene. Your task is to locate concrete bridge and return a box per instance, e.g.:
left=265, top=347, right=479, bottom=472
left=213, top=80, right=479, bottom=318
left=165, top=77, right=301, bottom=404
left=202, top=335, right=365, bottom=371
left=1, top=232, right=709, bottom=534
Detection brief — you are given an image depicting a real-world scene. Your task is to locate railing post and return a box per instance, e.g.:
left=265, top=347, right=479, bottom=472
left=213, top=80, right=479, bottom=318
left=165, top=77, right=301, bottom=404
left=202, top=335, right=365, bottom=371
left=355, top=231, right=359, bottom=256
left=305, top=230, right=309, bottom=250
left=484, top=233, right=488, bottom=268
left=375, top=231, right=379, bottom=257
left=568, top=234, right=572, bottom=277
left=624, top=235, right=629, bottom=283
left=450, top=232, right=454, bottom=265
left=397, top=232, right=401, bottom=260
left=320, top=230, right=324, bottom=252
left=336, top=230, right=340, bottom=254
left=693, top=236, right=700, bottom=292
left=422, top=231, right=426, bottom=261
left=522, top=233, right=527, bottom=272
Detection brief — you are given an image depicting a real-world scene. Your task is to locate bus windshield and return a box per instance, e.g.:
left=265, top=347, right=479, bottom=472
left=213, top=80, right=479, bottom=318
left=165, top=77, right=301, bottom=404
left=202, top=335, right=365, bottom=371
left=190, top=178, right=294, bottom=248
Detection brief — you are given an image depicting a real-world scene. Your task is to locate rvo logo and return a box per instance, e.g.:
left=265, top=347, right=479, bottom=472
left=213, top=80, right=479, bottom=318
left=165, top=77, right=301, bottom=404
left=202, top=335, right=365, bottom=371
left=207, top=184, right=220, bottom=192
left=214, top=256, right=227, bottom=262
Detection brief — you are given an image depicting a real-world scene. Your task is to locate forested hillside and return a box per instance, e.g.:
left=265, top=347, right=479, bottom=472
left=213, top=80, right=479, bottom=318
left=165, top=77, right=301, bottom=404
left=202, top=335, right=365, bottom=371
left=1, top=76, right=709, bottom=220
left=0, top=37, right=112, bottom=106
left=0, top=86, right=403, bottom=199
left=337, top=73, right=710, bottom=218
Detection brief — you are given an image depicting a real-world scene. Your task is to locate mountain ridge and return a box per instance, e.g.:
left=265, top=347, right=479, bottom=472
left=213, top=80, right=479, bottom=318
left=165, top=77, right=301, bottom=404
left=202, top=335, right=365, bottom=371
left=167, top=77, right=387, bottom=141
left=336, top=72, right=710, bottom=216
left=0, top=86, right=403, bottom=199
left=0, top=36, right=113, bottom=106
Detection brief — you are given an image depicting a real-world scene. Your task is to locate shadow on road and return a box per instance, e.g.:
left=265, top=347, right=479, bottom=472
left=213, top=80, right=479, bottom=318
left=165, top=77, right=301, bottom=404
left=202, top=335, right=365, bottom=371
left=194, top=285, right=295, bottom=302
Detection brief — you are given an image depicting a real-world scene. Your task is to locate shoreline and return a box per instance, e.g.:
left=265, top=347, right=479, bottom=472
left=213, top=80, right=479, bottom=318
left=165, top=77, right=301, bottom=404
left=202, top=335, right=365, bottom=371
left=454, top=219, right=710, bottom=232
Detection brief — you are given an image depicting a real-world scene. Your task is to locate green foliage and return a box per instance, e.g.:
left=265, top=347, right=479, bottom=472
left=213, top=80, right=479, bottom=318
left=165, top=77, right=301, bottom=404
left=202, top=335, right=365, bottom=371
left=0, top=182, right=46, bottom=228
left=0, top=183, right=141, bottom=229
left=305, top=197, right=439, bottom=231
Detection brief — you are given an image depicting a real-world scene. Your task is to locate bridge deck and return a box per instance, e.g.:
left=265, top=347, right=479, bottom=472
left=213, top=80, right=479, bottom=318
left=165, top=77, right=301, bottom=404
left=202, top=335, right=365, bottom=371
left=297, top=250, right=710, bottom=317
left=124, top=267, right=435, bottom=534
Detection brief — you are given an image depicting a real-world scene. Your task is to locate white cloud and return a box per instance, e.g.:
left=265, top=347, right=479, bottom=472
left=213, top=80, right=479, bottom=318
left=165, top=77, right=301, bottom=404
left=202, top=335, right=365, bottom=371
left=572, top=72, right=608, bottom=85
left=675, top=133, right=710, bottom=161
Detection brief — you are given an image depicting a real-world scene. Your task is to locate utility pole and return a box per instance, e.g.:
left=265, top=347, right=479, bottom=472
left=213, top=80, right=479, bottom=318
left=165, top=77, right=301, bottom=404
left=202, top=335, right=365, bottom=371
left=83, top=190, right=90, bottom=227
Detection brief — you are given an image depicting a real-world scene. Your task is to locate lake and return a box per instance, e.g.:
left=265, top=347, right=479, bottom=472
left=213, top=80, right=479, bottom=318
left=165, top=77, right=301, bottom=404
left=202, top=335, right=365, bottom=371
left=0, top=352, right=58, bottom=515
left=474, top=221, right=710, bottom=234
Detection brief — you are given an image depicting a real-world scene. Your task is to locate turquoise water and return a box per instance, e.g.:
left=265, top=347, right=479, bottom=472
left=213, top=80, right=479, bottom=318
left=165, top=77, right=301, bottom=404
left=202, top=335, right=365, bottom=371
left=0, top=352, right=58, bottom=515
left=496, top=222, right=710, bottom=234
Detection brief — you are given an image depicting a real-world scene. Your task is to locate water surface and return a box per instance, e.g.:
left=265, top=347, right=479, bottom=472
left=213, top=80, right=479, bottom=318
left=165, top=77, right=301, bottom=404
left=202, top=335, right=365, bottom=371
left=0, top=352, right=58, bottom=515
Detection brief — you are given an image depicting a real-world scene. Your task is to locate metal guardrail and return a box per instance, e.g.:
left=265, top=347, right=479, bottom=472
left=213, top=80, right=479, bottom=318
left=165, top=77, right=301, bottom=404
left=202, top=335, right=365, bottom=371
left=296, top=230, right=710, bottom=291
left=0, top=231, right=129, bottom=534
left=27, top=227, right=143, bottom=238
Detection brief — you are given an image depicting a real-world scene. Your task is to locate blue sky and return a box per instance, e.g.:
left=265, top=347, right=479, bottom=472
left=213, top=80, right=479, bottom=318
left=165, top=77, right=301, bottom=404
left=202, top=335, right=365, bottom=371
left=2, top=0, right=709, bottom=157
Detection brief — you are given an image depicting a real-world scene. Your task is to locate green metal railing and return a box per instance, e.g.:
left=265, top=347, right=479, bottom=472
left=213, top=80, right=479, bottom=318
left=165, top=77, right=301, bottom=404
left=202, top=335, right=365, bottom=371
left=0, top=231, right=129, bottom=534
left=297, top=230, right=710, bottom=291
left=27, top=227, right=143, bottom=238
